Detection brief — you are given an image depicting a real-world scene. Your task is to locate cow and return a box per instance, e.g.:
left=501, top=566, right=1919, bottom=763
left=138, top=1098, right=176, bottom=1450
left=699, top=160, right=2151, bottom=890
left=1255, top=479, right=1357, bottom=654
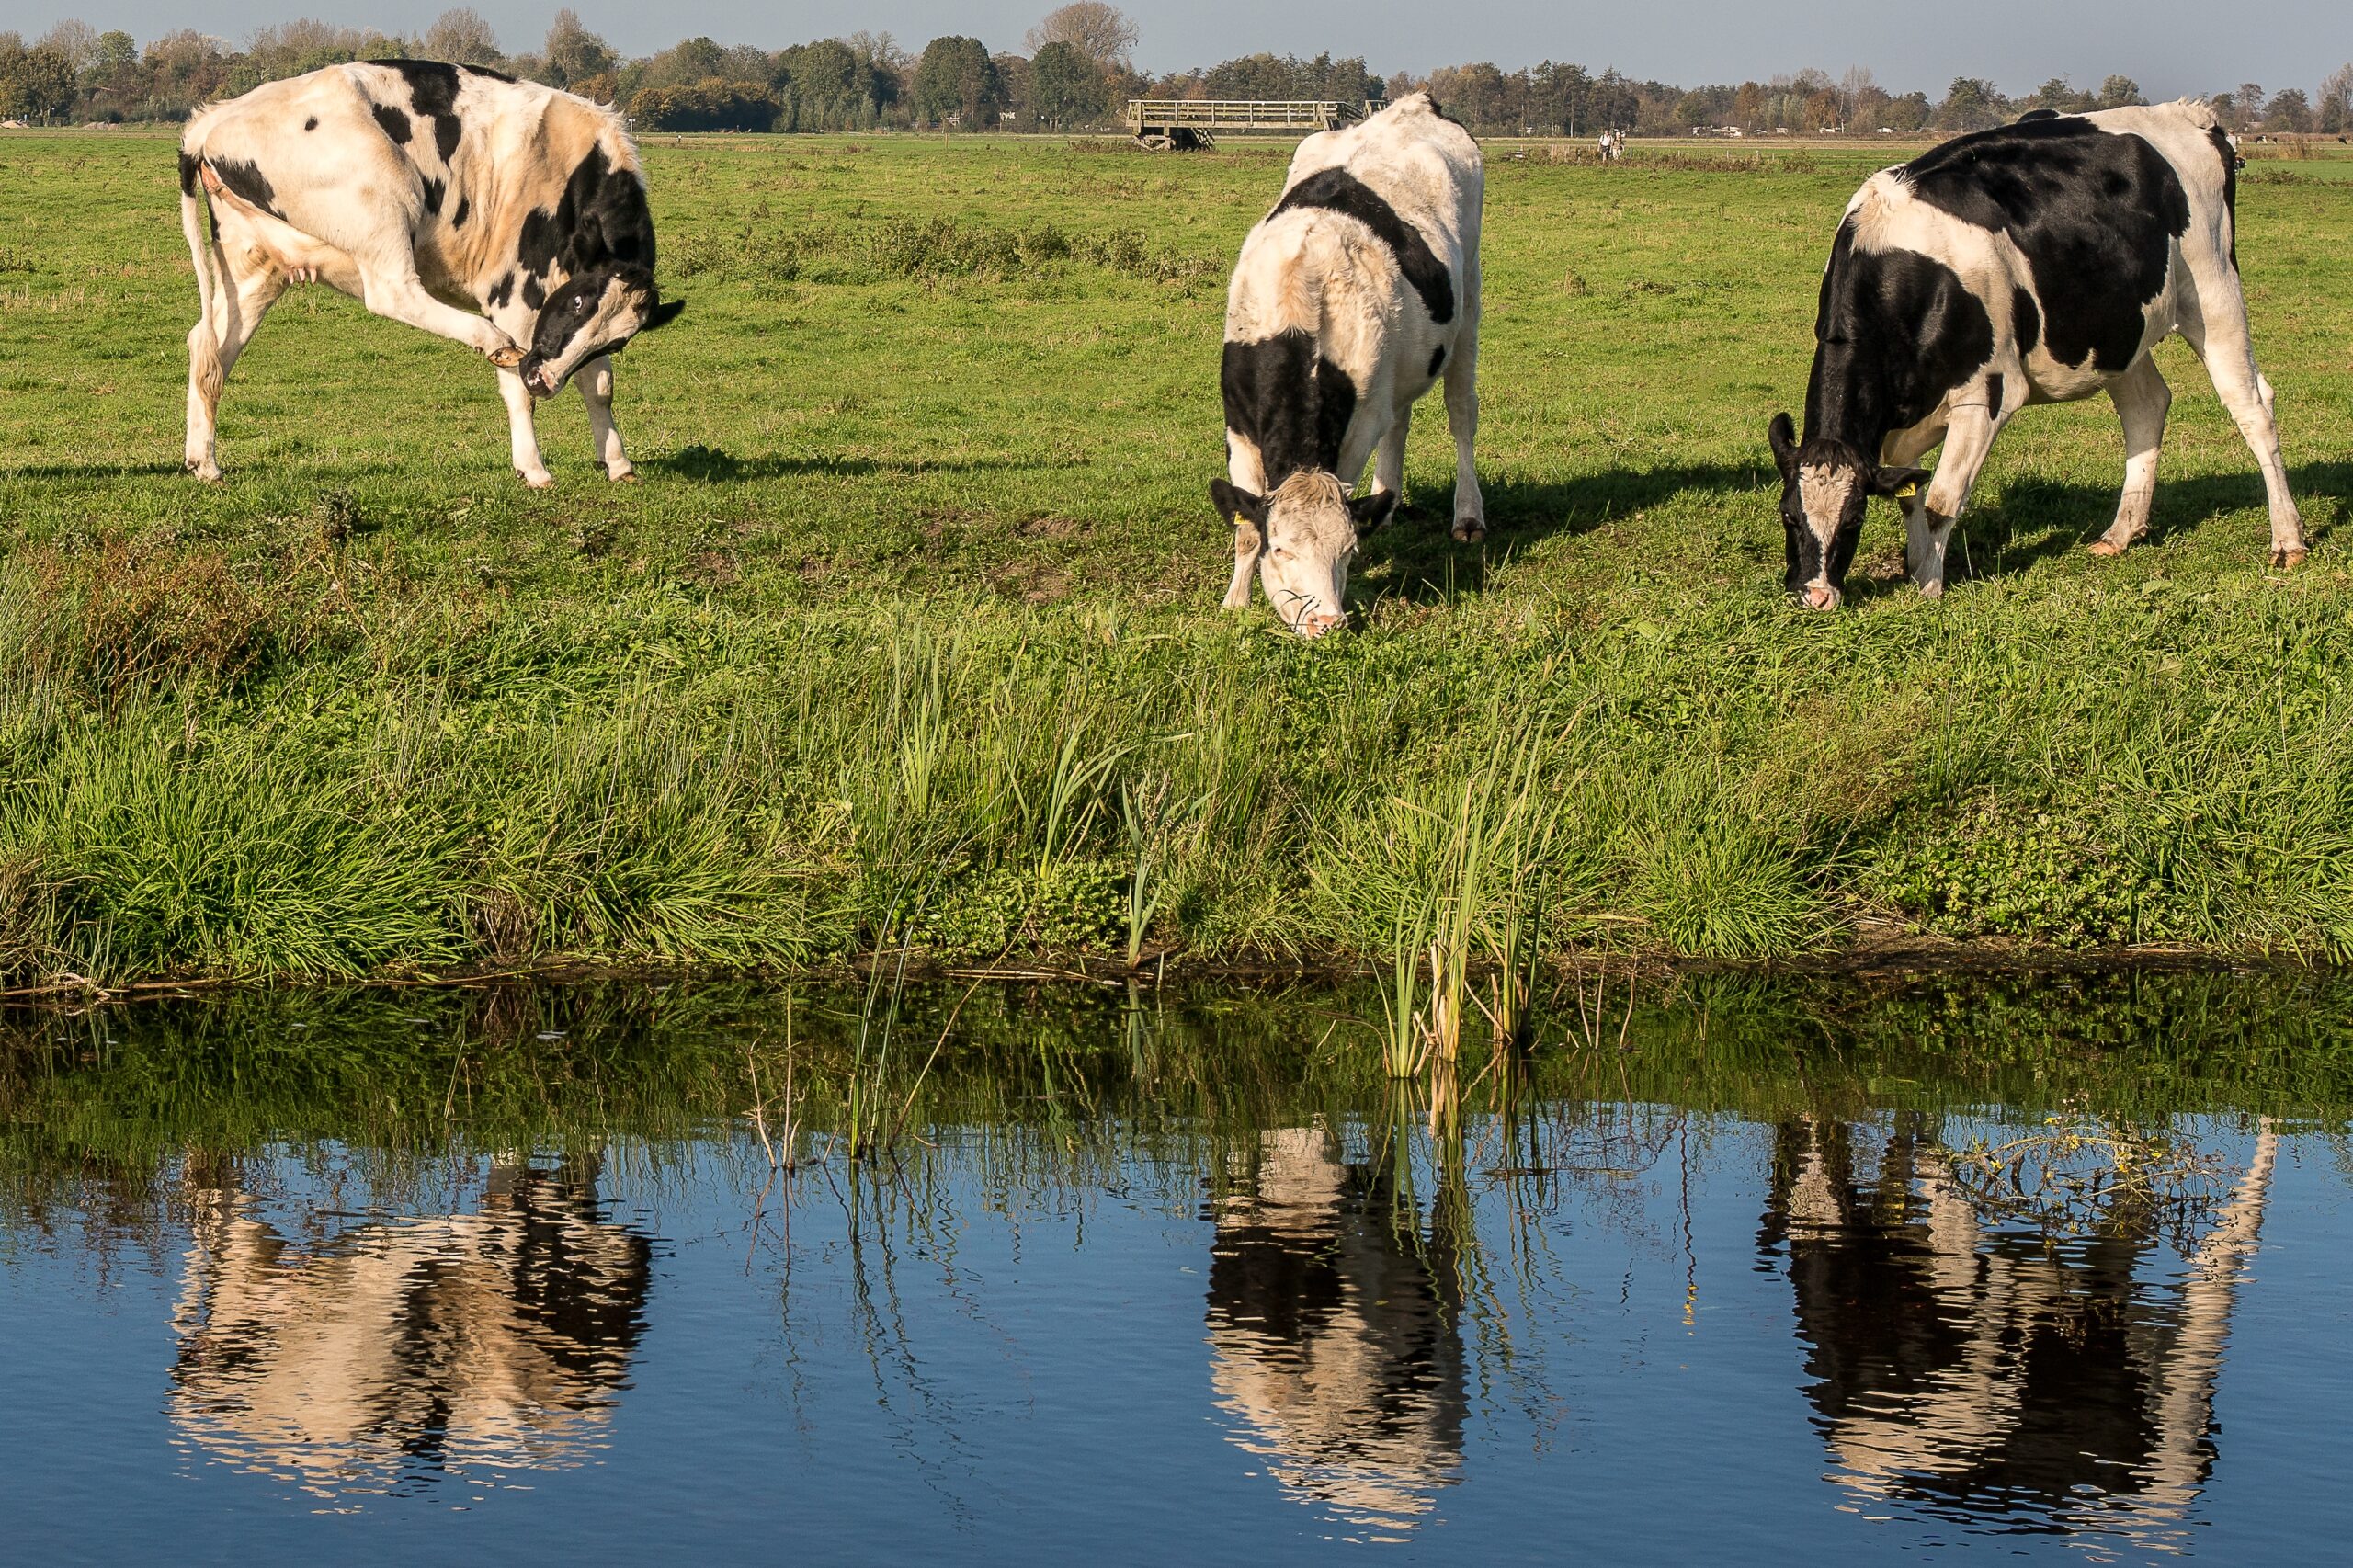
left=1768, top=100, right=2302, bottom=609
left=177, top=59, right=685, bottom=487
left=1210, top=93, right=1483, bottom=636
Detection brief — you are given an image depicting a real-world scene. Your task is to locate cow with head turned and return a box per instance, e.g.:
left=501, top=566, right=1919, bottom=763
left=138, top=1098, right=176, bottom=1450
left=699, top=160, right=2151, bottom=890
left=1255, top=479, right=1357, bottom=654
left=178, top=60, right=686, bottom=487
left=1770, top=100, right=2302, bottom=608
left=1211, top=93, right=1484, bottom=636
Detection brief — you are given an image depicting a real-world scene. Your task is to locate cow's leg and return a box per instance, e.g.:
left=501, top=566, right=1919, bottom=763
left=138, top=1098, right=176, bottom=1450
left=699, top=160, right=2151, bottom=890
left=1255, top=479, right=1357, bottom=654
left=185, top=260, right=288, bottom=482
left=1883, top=420, right=1948, bottom=581
left=1909, top=402, right=2008, bottom=598
left=1369, top=404, right=1408, bottom=516
left=352, top=260, right=523, bottom=365
left=2182, top=294, right=2303, bottom=566
left=2090, top=357, right=2170, bottom=558
left=577, top=355, right=635, bottom=481
left=1441, top=336, right=1484, bottom=541
left=495, top=366, right=552, bottom=489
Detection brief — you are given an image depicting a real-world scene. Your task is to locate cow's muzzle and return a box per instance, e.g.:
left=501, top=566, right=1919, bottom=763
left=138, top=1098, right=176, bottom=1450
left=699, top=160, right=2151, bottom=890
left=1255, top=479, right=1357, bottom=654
left=517, top=354, right=563, bottom=399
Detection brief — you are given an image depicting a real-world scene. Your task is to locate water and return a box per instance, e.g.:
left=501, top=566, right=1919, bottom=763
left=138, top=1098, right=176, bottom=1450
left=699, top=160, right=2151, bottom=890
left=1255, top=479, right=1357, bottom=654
left=4, top=977, right=2351, bottom=1562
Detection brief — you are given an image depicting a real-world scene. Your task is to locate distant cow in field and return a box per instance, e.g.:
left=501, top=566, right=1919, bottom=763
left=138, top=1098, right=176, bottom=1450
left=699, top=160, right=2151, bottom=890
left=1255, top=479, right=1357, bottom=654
left=178, top=60, right=685, bottom=486
left=1769, top=100, right=2302, bottom=608
left=1210, top=93, right=1484, bottom=636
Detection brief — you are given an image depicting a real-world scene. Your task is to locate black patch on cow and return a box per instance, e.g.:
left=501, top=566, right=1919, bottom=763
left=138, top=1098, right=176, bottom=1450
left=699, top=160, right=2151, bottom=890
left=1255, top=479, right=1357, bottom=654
left=303, top=117, right=318, bottom=131
left=368, top=59, right=465, bottom=162
left=1985, top=373, right=2005, bottom=412
left=210, top=157, right=283, bottom=220
left=421, top=176, right=445, bottom=217
left=2012, top=287, right=2040, bottom=355
left=1272, top=167, right=1455, bottom=325
left=1899, top=117, right=2188, bottom=373
left=2016, top=108, right=2060, bottom=123
left=514, top=146, right=658, bottom=289
left=1428, top=346, right=1446, bottom=376
left=2208, top=126, right=2238, bottom=268
left=486, top=271, right=516, bottom=308
left=451, top=195, right=470, bottom=229
left=1221, top=330, right=1359, bottom=487
left=461, top=63, right=517, bottom=84
left=522, top=275, right=546, bottom=311
left=371, top=102, right=412, bottom=144
left=1804, top=217, right=1997, bottom=457
left=177, top=151, right=199, bottom=197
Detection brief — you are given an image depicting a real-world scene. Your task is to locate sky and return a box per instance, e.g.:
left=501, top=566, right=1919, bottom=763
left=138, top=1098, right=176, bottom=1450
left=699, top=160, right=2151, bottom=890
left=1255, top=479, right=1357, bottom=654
left=21, top=2, right=2353, bottom=97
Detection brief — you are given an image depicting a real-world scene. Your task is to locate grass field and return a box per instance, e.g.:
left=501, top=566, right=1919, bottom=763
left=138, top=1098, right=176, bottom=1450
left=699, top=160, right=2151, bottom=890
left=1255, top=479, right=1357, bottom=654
left=2, top=129, right=2351, bottom=985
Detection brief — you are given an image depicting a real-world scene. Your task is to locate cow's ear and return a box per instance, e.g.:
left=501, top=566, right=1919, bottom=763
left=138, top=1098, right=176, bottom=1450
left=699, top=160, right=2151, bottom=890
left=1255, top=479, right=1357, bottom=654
left=1767, top=413, right=1799, bottom=479
left=1870, top=465, right=1930, bottom=499
left=643, top=299, right=686, bottom=331
left=1347, top=490, right=1397, bottom=533
left=1210, top=478, right=1267, bottom=528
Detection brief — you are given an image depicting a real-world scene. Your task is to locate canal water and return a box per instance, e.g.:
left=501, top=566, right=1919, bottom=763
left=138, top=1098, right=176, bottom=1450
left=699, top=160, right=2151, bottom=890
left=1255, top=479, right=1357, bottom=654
left=3, top=975, right=2349, bottom=1562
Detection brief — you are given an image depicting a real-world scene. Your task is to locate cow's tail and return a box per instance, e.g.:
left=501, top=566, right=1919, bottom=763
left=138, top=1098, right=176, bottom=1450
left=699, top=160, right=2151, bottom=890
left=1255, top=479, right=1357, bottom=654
left=178, top=149, right=224, bottom=407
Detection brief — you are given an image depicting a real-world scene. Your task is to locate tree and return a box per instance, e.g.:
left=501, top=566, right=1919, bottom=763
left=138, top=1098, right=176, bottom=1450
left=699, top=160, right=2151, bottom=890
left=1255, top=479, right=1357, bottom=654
left=2097, top=75, right=2143, bottom=108
left=1732, top=80, right=1765, bottom=131
left=2263, top=88, right=2311, bottom=132
left=541, top=10, right=615, bottom=88
left=1936, top=77, right=2006, bottom=131
left=0, top=40, right=77, bottom=120
left=2233, top=81, right=2264, bottom=130
left=422, top=9, right=503, bottom=68
left=36, top=20, right=97, bottom=74
left=914, top=36, right=1002, bottom=127
left=92, top=29, right=136, bottom=78
left=1025, top=4, right=1137, bottom=70
left=2320, top=63, right=2353, bottom=134
left=1029, top=40, right=1108, bottom=128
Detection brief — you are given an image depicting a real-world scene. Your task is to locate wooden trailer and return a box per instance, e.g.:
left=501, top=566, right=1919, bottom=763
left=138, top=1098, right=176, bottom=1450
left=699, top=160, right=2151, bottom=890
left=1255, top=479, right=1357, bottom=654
left=1125, top=98, right=1370, bottom=150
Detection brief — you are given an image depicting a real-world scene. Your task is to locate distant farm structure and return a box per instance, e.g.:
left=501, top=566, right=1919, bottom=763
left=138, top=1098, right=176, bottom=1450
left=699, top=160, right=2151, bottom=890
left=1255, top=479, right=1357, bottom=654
left=1126, top=97, right=1371, bottom=149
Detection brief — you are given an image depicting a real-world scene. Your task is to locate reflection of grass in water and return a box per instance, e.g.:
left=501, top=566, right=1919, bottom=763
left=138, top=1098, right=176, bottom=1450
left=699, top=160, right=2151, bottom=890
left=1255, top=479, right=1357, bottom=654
left=1945, top=1100, right=2232, bottom=1253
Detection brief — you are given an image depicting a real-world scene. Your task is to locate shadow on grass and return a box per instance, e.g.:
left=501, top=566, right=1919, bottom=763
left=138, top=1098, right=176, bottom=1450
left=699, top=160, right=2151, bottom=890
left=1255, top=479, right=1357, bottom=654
left=1355, top=461, right=1766, bottom=605
left=0, top=461, right=193, bottom=481
left=648, top=444, right=1083, bottom=483
left=1931, top=460, right=2350, bottom=590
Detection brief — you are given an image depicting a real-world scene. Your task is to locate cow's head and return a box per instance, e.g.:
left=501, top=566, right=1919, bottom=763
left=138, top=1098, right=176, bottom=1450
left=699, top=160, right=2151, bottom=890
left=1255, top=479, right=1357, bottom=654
left=1768, top=413, right=1927, bottom=610
left=1211, top=471, right=1395, bottom=637
left=519, top=264, right=686, bottom=398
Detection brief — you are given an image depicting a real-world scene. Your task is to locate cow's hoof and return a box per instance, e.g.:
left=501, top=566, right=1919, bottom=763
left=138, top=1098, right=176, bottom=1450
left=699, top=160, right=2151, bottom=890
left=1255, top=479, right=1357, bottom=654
left=486, top=345, right=527, bottom=369
left=2271, top=545, right=2308, bottom=571
left=1919, top=579, right=1946, bottom=600
left=2086, top=539, right=2127, bottom=558
left=187, top=459, right=222, bottom=483
left=607, top=468, right=639, bottom=484
left=1451, top=518, right=1487, bottom=543
left=520, top=471, right=556, bottom=490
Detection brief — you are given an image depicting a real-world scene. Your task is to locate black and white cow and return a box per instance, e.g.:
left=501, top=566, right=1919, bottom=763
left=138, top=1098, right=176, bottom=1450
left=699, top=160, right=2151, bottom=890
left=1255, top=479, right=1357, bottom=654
left=1210, top=93, right=1483, bottom=636
left=1769, top=100, right=2302, bottom=608
left=178, top=60, right=685, bottom=486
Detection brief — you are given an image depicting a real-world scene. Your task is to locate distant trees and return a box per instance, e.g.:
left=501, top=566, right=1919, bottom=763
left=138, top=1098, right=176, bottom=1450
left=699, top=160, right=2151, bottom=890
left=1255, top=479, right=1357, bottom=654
left=5, top=16, right=2347, bottom=144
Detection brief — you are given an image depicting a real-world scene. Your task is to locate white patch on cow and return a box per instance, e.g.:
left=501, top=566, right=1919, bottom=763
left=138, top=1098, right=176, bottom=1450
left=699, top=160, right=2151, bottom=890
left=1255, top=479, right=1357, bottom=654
left=1796, top=462, right=1854, bottom=555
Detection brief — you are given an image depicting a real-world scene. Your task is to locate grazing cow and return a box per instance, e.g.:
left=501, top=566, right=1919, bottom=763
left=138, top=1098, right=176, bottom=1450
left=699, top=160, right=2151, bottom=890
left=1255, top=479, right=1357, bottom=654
left=178, top=60, right=685, bottom=486
left=1768, top=100, right=2302, bottom=608
left=1210, top=93, right=1483, bottom=636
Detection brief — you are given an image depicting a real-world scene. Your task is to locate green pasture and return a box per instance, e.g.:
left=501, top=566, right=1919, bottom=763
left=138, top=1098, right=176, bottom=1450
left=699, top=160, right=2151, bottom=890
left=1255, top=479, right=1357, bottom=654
left=1, top=129, right=2351, bottom=983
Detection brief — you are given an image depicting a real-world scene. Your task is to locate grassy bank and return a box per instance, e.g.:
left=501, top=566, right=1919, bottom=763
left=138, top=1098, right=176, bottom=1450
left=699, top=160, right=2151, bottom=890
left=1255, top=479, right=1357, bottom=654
left=3, top=131, right=2352, bottom=984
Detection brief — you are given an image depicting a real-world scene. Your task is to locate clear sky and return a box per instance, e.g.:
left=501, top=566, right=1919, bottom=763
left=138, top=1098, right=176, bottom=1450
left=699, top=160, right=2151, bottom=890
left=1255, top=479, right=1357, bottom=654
left=23, top=2, right=2353, bottom=97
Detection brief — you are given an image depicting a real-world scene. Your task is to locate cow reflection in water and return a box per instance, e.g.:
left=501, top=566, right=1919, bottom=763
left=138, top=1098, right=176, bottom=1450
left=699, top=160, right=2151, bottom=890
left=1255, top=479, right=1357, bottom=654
left=170, top=1158, right=651, bottom=1498
left=1765, top=1115, right=2277, bottom=1540
left=1206, top=1126, right=1465, bottom=1539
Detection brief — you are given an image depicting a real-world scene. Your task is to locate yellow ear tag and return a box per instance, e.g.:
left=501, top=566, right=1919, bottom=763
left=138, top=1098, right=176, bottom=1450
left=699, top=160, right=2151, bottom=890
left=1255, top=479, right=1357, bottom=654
left=1893, top=480, right=1920, bottom=501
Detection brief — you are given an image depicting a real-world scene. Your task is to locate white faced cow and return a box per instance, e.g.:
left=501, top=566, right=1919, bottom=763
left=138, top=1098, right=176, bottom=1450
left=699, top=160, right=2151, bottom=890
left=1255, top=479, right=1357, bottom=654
left=178, top=60, right=684, bottom=487
left=1770, top=100, right=2302, bottom=608
left=1211, top=93, right=1483, bottom=636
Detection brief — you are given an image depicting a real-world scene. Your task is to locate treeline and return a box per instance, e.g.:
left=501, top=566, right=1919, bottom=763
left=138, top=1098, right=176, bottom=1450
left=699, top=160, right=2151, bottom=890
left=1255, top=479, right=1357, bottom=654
left=5, top=6, right=2350, bottom=140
